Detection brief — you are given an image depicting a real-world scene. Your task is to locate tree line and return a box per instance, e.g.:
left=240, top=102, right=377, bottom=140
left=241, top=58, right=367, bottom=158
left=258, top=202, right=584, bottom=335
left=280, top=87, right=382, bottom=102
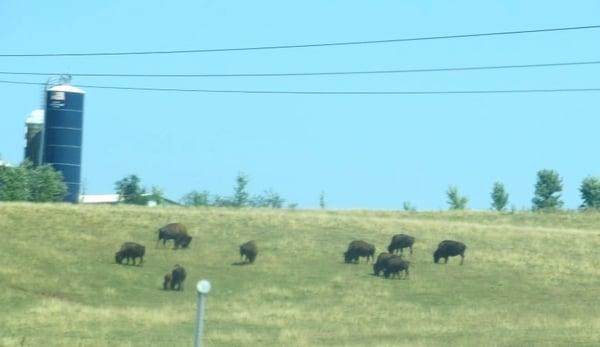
left=0, top=161, right=68, bottom=202
left=116, top=172, right=292, bottom=209
left=2, top=160, right=600, bottom=211
left=439, top=169, right=600, bottom=212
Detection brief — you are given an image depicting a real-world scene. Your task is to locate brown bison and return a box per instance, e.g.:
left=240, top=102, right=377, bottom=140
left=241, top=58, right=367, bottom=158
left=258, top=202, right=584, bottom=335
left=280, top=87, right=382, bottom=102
left=164, top=264, right=186, bottom=291
left=433, top=240, right=466, bottom=265
left=344, top=240, right=375, bottom=264
left=163, top=272, right=172, bottom=290
left=156, top=223, right=192, bottom=249
left=115, top=242, right=145, bottom=265
left=387, top=234, right=415, bottom=255
left=373, top=252, right=399, bottom=276
left=240, top=240, right=258, bottom=264
left=383, top=257, right=410, bottom=279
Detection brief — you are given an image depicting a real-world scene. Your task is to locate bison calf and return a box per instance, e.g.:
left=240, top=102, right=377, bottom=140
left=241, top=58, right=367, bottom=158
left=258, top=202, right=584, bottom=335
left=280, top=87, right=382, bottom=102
left=387, top=234, right=415, bottom=255
left=433, top=240, right=466, bottom=265
left=383, top=257, right=410, bottom=279
left=163, top=273, right=172, bottom=290
left=344, top=240, right=375, bottom=264
left=240, top=240, right=258, bottom=264
left=168, top=264, right=187, bottom=290
left=156, top=223, right=192, bottom=249
left=115, top=242, right=145, bottom=265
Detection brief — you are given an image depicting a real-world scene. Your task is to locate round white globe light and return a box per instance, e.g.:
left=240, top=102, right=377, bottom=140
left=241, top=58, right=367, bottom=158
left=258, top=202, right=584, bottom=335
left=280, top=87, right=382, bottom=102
left=197, top=280, right=211, bottom=294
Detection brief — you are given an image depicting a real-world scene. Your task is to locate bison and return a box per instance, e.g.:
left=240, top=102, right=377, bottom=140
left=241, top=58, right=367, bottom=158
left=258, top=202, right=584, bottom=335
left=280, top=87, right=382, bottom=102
left=156, top=223, right=192, bottom=249
left=387, top=234, right=415, bottom=255
left=115, top=242, right=145, bottom=265
left=163, top=272, right=172, bottom=290
left=167, top=264, right=186, bottom=291
left=433, top=240, right=466, bottom=265
left=344, top=240, right=375, bottom=264
left=383, top=257, right=410, bottom=279
left=373, top=252, right=399, bottom=276
left=240, top=240, right=258, bottom=264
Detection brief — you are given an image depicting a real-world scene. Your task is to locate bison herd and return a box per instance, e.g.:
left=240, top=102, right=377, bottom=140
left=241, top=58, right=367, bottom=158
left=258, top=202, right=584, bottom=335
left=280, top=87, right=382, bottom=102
left=115, top=221, right=467, bottom=289
left=345, top=235, right=467, bottom=280
left=115, top=222, right=258, bottom=291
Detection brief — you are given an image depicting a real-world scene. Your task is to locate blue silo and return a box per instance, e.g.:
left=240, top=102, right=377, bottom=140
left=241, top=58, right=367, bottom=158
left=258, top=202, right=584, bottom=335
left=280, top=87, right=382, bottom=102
left=42, top=84, right=85, bottom=203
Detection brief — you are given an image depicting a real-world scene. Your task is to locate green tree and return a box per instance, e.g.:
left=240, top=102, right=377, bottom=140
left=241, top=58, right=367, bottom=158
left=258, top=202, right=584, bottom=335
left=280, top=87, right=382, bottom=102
left=262, top=189, right=285, bottom=208
left=532, top=169, right=563, bottom=210
left=148, top=186, right=164, bottom=205
left=0, top=163, right=30, bottom=201
left=115, top=174, right=147, bottom=205
left=213, top=194, right=235, bottom=207
left=402, top=201, right=417, bottom=212
left=446, top=185, right=468, bottom=210
left=233, top=172, right=249, bottom=207
left=181, top=190, right=210, bottom=206
left=319, top=191, right=326, bottom=209
left=30, top=164, right=68, bottom=202
left=579, top=176, right=600, bottom=209
left=0, top=161, right=67, bottom=202
left=490, top=182, right=509, bottom=211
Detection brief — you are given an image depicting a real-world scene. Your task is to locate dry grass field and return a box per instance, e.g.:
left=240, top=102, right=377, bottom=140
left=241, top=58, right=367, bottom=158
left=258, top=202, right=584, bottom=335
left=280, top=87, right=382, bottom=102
left=1, top=203, right=600, bottom=346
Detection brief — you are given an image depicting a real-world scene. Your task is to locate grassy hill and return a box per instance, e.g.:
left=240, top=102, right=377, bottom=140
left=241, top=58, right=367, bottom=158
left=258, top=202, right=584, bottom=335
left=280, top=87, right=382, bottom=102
left=1, top=203, right=599, bottom=346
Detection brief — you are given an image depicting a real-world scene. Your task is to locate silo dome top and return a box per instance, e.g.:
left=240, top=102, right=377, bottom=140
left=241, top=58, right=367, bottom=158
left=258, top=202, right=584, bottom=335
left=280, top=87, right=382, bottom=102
left=26, top=109, right=45, bottom=124
left=47, top=84, right=85, bottom=94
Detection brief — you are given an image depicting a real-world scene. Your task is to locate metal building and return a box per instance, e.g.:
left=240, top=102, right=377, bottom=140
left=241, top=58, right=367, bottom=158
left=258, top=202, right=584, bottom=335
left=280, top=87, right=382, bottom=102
left=24, top=109, right=45, bottom=165
left=42, top=84, right=85, bottom=203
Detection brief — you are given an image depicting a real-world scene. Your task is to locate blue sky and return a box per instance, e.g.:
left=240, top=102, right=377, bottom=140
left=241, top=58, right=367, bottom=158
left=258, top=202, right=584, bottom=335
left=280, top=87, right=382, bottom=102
left=1, top=1, right=599, bottom=209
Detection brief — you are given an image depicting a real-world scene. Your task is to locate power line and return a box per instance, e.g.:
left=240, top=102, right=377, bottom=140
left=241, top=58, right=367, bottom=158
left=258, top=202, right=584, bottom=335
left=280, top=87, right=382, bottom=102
left=1, top=24, right=599, bottom=57
left=1, top=79, right=599, bottom=95
left=1, top=59, right=599, bottom=78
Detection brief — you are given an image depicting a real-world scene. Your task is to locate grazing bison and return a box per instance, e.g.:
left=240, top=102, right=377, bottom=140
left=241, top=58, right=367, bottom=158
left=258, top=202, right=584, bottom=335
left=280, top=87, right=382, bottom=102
left=433, top=240, right=467, bottom=265
left=387, top=234, right=415, bottom=255
left=383, top=257, right=410, bottom=279
left=163, top=272, right=172, bottom=290
left=344, top=240, right=375, bottom=264
left=240, top=240, right=258, bottom=264
left=373, top=252, right=399, bottom=276
left=115, top=242, right=145, bottom=265
left=168, top=264, right=187, bottom=291
left=156, top=223, right=192, bottom=249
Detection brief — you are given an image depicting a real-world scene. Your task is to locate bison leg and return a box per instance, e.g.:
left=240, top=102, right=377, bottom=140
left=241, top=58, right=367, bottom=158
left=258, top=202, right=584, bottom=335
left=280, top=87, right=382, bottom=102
left=444, top=257, right=449, bottom=264
left=460, top=254, right=464, bottom=265
left=404, top=268, right=409, bottom=279
left=409, top=246, right=413, bottom=256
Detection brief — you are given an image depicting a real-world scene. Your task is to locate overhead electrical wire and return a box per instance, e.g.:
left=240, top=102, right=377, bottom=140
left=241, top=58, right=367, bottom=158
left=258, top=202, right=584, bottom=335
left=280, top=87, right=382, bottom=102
left=0, top=24, right=599, bottom=57
left=1, top=79, right=599, bottom=95
left=1, top=59, right=599, bottom=78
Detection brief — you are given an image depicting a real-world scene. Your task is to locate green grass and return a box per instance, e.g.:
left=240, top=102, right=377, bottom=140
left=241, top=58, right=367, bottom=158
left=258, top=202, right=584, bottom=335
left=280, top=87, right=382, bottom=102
left=1, top=203, right=600, bottom=346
